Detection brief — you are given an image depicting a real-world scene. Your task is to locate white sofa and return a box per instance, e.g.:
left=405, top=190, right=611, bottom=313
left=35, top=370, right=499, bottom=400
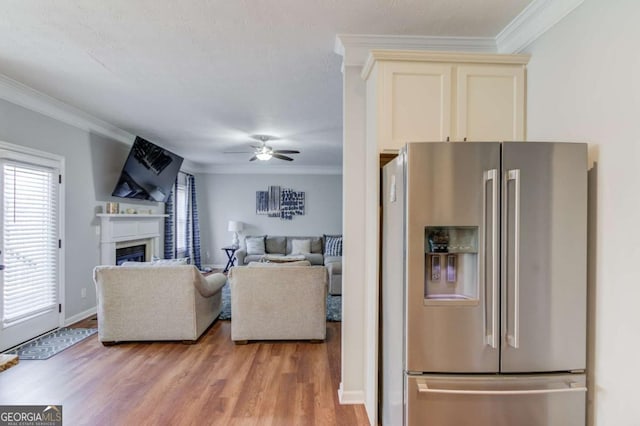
left=228, top=262, right=327, bottom=343
left=93, top=265, right=226, bottom=345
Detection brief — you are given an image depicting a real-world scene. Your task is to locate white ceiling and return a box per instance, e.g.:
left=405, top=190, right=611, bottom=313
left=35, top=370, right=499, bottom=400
left=0, top=0, right=535, bottom=172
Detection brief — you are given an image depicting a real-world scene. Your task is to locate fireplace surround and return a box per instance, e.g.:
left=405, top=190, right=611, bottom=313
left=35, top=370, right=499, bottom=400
left=97, top=213, right=167, bottom=265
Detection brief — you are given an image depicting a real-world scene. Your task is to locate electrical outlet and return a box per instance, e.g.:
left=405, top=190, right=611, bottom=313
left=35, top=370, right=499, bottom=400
left=206, top=251, right=210, bottom=260
left=81, top=288, right=87, bottom=298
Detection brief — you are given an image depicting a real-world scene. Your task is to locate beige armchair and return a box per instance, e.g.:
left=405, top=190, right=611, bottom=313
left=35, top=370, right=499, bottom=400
left=93, top=265, right=226, bottom=345
left=228, top=263, right=327, bottom=343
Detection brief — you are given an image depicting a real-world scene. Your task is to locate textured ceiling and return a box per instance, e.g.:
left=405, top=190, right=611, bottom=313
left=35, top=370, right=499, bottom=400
left=0, top=0, right=532, bottom=171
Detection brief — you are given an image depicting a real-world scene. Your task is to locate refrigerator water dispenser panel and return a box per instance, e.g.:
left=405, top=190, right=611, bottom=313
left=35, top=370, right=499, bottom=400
left=425, top=226, right=478, bottom=304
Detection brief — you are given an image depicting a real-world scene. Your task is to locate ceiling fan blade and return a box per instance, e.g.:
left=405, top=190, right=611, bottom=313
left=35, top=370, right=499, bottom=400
left=273, top=150, right=300, bottom=154
left=249, top=155, right=258, bottom=162
left=223, top=150, right=252, bottom=154
left=272, top=153, right=294, bottom=161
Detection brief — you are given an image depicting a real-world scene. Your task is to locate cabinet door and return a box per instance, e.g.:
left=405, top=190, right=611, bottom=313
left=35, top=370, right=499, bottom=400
left=455, top=65, right=525, bottom=141
left=380, top=62, right=452, bottom=151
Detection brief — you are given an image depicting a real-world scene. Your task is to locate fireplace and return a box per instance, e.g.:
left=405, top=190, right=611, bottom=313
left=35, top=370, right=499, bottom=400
left=97, top=213, right=166, bottom=265
left=115, top=244, right=146, bottom=265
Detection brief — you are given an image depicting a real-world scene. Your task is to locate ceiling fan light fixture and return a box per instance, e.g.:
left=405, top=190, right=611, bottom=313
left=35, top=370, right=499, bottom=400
left=223, top=134, right=298, bottom=162
left=256, top=152, right=272, bottom=161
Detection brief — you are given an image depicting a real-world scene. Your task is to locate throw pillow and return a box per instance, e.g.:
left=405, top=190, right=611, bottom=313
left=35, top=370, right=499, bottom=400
left=265, top=236, right=286, bottom=254
left=290, top=239, right=311, bottom=255
left=151, top=256, right=189, bottom=265
left=248, top=260, right=311, bottom=267
left=245, top=237, right=266, bottom=255
left=262, top=254, right=307, bottom=262
left=310, top=237, right=323, bottom=254
left=120, top=261, right=153, bottom=267
left=324, top=235, right=343, bottom=256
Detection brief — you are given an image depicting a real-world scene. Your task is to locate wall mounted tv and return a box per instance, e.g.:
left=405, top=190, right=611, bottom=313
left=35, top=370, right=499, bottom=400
left=111, top=137, right=183, bottom=203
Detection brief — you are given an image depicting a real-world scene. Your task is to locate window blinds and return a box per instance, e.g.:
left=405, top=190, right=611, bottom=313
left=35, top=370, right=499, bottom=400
left=2, top=161, right=58, bottom=326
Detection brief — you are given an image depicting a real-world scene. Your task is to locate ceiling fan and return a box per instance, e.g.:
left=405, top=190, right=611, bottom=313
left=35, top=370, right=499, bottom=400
left=224, top=135, right=300, bottom=162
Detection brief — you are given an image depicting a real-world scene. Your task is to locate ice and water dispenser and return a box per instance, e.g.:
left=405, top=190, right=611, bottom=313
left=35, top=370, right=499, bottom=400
left=425, top=226, right=478, bottom=303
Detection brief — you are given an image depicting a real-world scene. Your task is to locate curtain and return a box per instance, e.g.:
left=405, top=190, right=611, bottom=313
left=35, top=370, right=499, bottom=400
left=164, top=172, right=201, bottom=269
left=187, top=174, right=201, bottom=269
left=163, top=178, right=176, bottom=259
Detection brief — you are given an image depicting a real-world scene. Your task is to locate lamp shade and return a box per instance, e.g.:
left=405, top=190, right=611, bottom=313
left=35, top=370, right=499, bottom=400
left=228, top=221, right=243, bottom=232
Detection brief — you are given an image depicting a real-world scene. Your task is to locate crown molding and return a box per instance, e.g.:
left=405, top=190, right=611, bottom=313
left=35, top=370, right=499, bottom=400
left=195, top=163, right=342, bottom=175
left=361, top=50, right=530, bottom=80
left=496, top=0, right=585, bottom=53
left=0, top=73, right=134, bottom=144
left=335, top=34, right=497, bottom=67
left=336, top=0, right=585, bottom=67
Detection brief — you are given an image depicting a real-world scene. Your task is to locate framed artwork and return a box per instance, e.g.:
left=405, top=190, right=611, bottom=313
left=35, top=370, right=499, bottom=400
left=256, top=185, right=305, bottom=220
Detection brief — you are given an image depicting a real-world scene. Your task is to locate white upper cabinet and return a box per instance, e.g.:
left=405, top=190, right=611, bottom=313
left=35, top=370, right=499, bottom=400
left=362, top=51, right=530, bottom=152
left=382, top=62, right=452, bottom=145
left=456, top=64, right=525, bottom=142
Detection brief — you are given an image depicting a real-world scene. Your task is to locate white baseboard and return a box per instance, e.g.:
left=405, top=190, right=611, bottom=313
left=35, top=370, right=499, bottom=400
left=338, top=382, right=365, bottom=405
left=65, top=306, right=97, bottom=327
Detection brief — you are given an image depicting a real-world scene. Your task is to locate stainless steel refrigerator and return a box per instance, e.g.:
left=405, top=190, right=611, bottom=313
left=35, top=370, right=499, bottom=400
left=381, top=142, right=587, bottom=426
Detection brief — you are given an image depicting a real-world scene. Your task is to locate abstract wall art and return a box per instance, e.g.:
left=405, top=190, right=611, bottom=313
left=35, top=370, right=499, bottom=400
left=256, top=185, right=305, bottom=220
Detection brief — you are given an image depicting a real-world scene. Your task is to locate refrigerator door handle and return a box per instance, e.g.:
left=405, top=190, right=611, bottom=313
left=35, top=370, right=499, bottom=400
left=416, top=379, right=587, bottom=395
left=506, top=169, right=521, bottom=348
left=483, top=169, right=499, bottom=348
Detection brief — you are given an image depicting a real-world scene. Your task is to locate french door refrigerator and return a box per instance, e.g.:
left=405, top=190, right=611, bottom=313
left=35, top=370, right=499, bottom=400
left=381, top=142, right=587, bottom=426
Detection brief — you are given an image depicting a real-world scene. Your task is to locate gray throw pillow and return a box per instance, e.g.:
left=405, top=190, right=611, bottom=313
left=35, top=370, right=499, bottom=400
left=246, top=237, right=266, bottom=255
left=266, top=236, right=286, bottom=254
left=310, top=237, right=323, bottom=254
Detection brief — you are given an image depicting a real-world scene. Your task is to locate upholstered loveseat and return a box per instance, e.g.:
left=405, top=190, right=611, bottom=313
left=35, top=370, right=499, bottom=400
left=93, top=264, right=226, bottom=344
left=233, top=234, right=343, bottom=295
left=234, top=235, right=324, bottom=265
left=228, top=262, right=327, bottom=343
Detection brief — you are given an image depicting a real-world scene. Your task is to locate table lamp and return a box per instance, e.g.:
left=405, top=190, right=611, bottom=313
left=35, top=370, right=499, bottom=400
left=228, top=221, right=243, bottom=248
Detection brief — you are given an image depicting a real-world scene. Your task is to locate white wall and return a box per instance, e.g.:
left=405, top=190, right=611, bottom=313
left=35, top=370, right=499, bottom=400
left=523, top=0, right=640, bottom=424
left=0, top=98, right=162, bottom=323
left=196, top=173, right=342, bottom=267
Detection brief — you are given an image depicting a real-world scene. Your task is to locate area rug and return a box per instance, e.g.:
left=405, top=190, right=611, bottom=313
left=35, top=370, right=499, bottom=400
left=6, top=327, right=98, bottom=360
left=218, top=282, right=341, bottom=321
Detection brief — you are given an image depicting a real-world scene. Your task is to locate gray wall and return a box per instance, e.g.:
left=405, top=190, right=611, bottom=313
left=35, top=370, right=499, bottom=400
left=197, top=173, right=342, bottom=267
left=0, top=98, right=161, bottom=322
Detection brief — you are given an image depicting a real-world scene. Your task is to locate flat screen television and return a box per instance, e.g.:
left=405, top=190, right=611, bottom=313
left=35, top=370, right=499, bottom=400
left=111, top=137, right=184, bottom=203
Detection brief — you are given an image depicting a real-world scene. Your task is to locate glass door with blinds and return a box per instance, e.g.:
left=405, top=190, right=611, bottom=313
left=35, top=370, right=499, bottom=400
left=0, top=147, right=62, bottom=352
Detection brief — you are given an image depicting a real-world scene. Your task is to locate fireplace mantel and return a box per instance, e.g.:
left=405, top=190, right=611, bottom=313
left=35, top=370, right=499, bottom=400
left=97, top=213, right=167, bottom=265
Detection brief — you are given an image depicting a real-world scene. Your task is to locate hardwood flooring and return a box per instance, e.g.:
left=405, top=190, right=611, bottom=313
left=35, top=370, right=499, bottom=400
left=0, top=319, right=369, bottom=425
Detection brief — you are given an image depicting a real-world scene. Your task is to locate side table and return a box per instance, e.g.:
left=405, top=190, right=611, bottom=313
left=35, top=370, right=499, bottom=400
left=221, top=246, right=238, bottom=273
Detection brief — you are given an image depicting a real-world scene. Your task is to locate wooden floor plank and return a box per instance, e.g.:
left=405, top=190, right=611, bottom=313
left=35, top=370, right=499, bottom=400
left=0, top=319, right=369, bottom=425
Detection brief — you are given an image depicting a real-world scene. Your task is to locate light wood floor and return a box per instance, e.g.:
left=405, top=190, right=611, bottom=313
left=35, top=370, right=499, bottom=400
left=0, top=318, right=369, bottom=425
